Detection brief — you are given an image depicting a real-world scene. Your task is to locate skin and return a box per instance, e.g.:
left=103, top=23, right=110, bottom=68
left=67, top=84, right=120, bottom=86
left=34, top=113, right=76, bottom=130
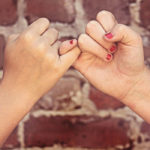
left=0, top=18, right=80, bottom=146
left=60, top=11, right=150, bottom=123
left=1, top=10, right=150, bottom=146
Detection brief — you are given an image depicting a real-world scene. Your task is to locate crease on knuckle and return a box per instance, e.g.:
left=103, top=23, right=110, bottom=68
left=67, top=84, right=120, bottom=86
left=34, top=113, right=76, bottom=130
left=37, top=42, right=47, bottom=51
left=21, top=32, right=34, bottom=42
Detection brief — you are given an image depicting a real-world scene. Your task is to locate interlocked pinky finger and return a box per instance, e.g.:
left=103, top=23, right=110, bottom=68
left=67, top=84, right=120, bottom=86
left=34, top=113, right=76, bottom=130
left=78, top=34, right=113, bottom=62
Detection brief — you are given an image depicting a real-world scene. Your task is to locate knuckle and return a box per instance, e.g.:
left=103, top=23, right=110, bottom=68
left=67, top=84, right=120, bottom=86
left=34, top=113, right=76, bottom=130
left=78, top=34, right=87, bottom=45
left=8, top=34, right=15, bottom=39
left=39, top=17, right=50, bottom=24
left=50, top=28, right=59, bottom=38
left=86, top=20, right=97, bottom=33
left=21, top=31, right=34, bottom=42
left=37, top=42, right=47, bottom=51
left=78, top=34, right=87, bottom=50
left=51, top=28, right=58, bottom=35
left=7, top=34, right=15, bottom=41
left=96, top=10, right=110, bottom=19
left=117, top=24, right=126, bottom=32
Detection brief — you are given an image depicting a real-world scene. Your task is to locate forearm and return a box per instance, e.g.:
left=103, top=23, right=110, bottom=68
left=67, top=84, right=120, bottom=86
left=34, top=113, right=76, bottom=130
left=0, top=80, right=36, bottom=146
left=123, top=67, right=150, bottom=123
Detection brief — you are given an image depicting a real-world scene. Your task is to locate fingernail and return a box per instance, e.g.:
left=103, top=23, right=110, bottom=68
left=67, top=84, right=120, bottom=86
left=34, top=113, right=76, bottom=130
left=110, top=45, right=116, bottom=52
left=70, top=40, right=74, bottom=45
left=106, top=54, right=112, bottom=61
left=105, top=32, right=113, bottom=39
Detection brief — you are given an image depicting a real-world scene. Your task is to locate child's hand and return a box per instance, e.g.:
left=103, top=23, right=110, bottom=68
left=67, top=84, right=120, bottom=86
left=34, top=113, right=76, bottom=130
left=60, top=11, right=146, bottom=101
left=2, top=18, right=80, bottom=102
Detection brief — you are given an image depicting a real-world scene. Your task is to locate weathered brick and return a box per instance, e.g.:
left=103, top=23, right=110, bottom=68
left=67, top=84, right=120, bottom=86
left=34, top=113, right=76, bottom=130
left=89, top=86, right=124, bottom=110
left=2, top=127, right=20, bottom=149
left=0, top=0, right=18, bottom=25
left=25, top=0, right=75, bottom=24
left=83, top=0, right=130, bottom=24
left=34, top=77, right=81, bottom=110
left=0, top=35, right=5, bottom=69
left=144, top=47, right=150, bottom=60
left=140, top=0, right=150, bottom=30
left=141, top=122, right=150, bottom=137
left=24, top=116, right=130, bottom=148
left=142, top=36, right=150, bottom=59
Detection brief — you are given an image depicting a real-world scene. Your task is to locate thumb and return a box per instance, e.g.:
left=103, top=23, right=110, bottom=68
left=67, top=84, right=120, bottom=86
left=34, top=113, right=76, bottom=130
left=60, top=46, right=81, bottom=70
left=104, top=24, right=142, bottom=47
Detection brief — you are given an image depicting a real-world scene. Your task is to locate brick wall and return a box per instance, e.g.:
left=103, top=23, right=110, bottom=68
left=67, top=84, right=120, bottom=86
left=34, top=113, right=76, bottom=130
left=1, top=0, right=150, bottom=150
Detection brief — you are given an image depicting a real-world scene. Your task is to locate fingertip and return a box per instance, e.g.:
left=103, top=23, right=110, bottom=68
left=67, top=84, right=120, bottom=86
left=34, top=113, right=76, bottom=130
left=105, top=53, right=113, bottom=62
left=69, top=39, right=77, bottom=46
left=61, top=39, right=77, bottom=47
left=59, top=39, right=77, bottom=55
left=105, top=32, right=114, bottom=39
left=109, top=45, right=117, bottom=53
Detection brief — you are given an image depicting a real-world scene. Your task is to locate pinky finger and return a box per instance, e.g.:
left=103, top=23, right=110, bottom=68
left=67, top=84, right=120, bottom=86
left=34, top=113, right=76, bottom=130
left=59, top=39, right=77, bottom=55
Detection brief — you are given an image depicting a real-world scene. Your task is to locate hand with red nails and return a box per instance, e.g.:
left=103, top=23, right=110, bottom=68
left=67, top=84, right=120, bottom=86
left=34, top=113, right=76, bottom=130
left=60, top=11, right=150, bottom=123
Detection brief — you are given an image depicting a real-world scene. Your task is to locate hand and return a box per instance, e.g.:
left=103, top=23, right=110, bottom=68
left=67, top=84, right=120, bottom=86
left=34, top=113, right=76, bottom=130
left=2, top=18, right=80, bottom=102
left=60, top=11, right=146, bottom=101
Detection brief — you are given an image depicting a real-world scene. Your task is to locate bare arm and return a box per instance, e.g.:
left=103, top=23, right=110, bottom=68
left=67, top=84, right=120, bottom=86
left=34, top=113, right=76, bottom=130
left=123, top=68, right=150, bottom=123
left=0, top=80, right=36, bottom=145
left=0, top=18, right=80, bottom=147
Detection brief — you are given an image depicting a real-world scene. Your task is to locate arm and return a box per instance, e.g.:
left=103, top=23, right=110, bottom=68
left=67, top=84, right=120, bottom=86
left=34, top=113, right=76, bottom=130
left=123, top=68, right=150, bottom=123
left=0, top=80, right=36, bottom=145
left=0, top=18, right=80, bottom=146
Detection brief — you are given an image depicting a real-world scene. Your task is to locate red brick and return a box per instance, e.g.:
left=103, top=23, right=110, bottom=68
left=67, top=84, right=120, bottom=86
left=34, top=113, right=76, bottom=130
left=25, top=0, right=75, bottom=24
left=142, top=36, right=150, bottom=59
left=141, top=122, right=150, bottom=136
left=140, top=0, right=150, bottom=30
left=34, top=77, right=81, bottom=110
left=0, top=0, right=18, bottom=25
left=24, top=116, right=130, bottom=148
left=0, top=35, right=5, bottom=69
left=89, top=86, right=124, bottom=110
left=59, top=36, right=75, bottom=42
left=83, top=0, right=130, bottom=25
left=2, top=127, right=20, bottom=149
left=144, top=46, right=150, bottom=60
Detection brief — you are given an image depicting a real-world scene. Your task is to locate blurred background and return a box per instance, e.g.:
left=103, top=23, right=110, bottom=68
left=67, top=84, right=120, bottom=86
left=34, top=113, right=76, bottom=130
left=1, top=0, right=150, bottom=150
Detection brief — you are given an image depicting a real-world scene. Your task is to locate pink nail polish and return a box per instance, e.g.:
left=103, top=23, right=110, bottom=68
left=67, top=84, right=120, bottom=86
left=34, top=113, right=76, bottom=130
left=110, top=45, right=116, bottom=52
left=106, top=54, right=112, bottom=60
left=70, top=40, right=74, bottom=45
left=105, top=32, right=113, bottom=39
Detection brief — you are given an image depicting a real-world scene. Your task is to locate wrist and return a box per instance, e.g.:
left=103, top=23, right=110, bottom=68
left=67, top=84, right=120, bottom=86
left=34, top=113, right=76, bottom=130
left=0, top=77, right=37, bottom=109
left=122, top=66, right=150, bottom=122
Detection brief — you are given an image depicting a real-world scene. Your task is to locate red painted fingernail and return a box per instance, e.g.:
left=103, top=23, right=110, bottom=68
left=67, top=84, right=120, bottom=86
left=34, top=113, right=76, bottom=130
left=70, top=40, right=74, bottom=44
left=105, top=32, right=113, bottom=39
left=110, top=45, right=116, bottom=52
left=106, top=54, right=112, bottom=60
